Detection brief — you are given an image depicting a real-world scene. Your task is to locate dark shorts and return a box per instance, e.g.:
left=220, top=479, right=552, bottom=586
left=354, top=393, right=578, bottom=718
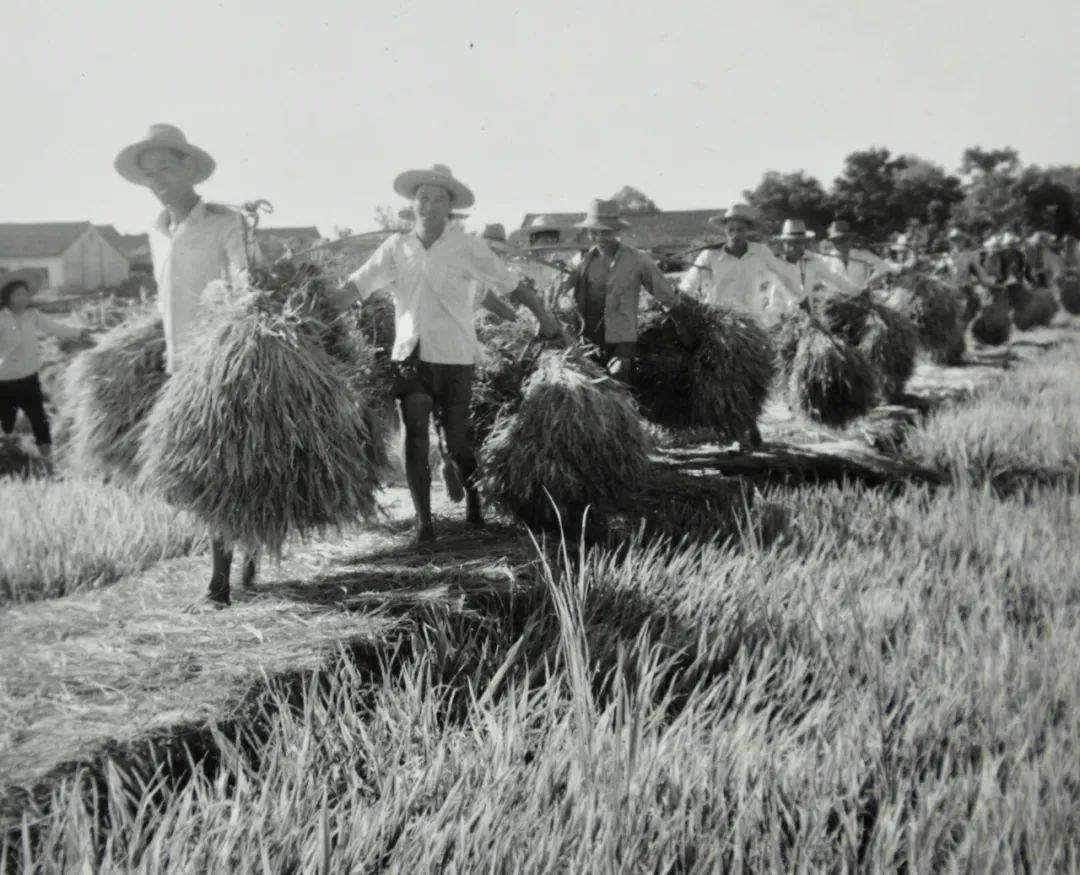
left=393, top=349, right=474, bottom=408
left=0, top=372, right=51, bottom=445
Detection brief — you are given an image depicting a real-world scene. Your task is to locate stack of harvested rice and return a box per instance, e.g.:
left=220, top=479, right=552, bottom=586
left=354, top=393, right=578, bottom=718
left=886, top=275, right=965, bottom=365
left=480, top=350, right=650, bottom=537
left=1059, top=274, right=1080, bottom=315
left=787, top=324, right=877, bottom=427
left=1013, top=287, right=1059, bottom=330
left=138, top=262, right=390, bottom=555
left=63, top=311, right=167, bottom=481
left=857, top=302, right=919, bottom=402
left=971, top=293, right=1012, bottom=346
left=632, top=298, right=774, bottom=442
left=957, top=284, right=981, bottom=323
left=471, top=317, right=542, bottom=446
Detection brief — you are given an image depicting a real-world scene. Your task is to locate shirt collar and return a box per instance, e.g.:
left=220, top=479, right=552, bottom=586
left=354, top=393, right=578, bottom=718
left=409, top=221, right=457, bottom=250
left=154, top=198, right=207, bottom=236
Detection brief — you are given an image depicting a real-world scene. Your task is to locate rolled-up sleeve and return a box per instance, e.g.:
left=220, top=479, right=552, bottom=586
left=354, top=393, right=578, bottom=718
left=346, top=237, right=397, bottom=302
left=679, top=252, right=711, bottom=297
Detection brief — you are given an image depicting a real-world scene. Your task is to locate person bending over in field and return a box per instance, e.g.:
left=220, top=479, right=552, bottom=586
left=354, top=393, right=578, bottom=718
left=0, top=271, right=91, bottom=471
left=332, top=165, right=562, bottom=546
left=114, top=124, right=257, bottom=608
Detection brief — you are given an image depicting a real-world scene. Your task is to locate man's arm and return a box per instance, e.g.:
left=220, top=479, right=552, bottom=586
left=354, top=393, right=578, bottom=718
left=479, top=288, right=519, bottom=321
left=331, top=237, right=396, bottom=309
left=808, top=254, right=859, bottom=295
left=678, top=251, right=712, bottom=299
left=639, top=252, right=679, bottom=306
left=35, top=311, right=90, bottom=342
left=467, top=238, right=561, bottom=337
left=757, top=245, right=804, bottom=299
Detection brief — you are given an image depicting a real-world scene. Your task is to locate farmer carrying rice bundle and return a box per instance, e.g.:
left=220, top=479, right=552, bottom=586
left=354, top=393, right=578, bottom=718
left=330, top=164, right=563, bottom=546
left=111, top=124, right=260, bottom=607
left=773, top=218, right=859, bottom=306
left=818, top=220, right=894, bottom=290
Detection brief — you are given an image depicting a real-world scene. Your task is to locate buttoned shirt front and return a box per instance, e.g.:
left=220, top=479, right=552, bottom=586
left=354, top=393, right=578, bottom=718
left=345, top=224, right=522, bottom=365
left=148, top=199, right=249, bottom=373
left=678, top=242, right=802, bottom=323
left=564, top=244, right=677, bottom=343
left=0, top=309, right=83, bottom=381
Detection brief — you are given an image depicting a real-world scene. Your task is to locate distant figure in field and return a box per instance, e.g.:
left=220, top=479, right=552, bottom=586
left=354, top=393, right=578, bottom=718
left=0, top=270, right=91, bottom=470
left=114, top=123, right=255, bottom=608
left=818, top=220, right=893, bottom=288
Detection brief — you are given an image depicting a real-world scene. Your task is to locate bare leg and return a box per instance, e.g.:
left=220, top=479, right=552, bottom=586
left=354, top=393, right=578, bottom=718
left=442, top=403, right=484, bottom=527
left=400, top=394, right=436, bottom=543
left=209, top=536, right=233, bottom=605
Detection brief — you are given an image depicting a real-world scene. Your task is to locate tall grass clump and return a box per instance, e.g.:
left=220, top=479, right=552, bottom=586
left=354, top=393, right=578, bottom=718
left=8, top=477, right=1079, bottom=872
left=907, top=348, right=1080, bottom=489
left=0, top=476, right=204, bottom=605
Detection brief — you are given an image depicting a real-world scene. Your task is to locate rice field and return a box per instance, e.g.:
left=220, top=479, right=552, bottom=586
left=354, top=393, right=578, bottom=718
left=2, top=321, right=1077, bottom=871
left=0, top=476, right=205, bottom=605
left=5, top=476, right=1078, bottom=871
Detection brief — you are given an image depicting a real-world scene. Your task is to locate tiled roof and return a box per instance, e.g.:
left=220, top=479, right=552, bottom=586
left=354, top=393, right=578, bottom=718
left=94, top=225, right=149, bottom=257
left=518, top=210, right=721, bottom=251
left=0, top=222, right=92, bottom=258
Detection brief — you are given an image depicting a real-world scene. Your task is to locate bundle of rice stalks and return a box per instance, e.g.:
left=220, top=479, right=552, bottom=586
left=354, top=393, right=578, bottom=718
left=769, top=307, right=811, bottom=385
left=1059, top=273, right=1080, bottom=315
left=63, top=312, right=167, bottom=480
left=958, top=284, right=981, bottom=323
left=815, top=293, right=872, bottom=346
left=787, top=327, right=877, bottom=427
left=971, top=297, right=1012, bottom=346
left=1013, top=287, right=1059, bottom=330
left=632, top=298, right=774, bottom=442
left=618, top=467, right=753, bottom=546
left=138, top=266, right=390, bottom=555
left=1004, top=279, right=1033, bottom=313
left=887, top=276, right=965, bottom=365
left=470, top=317, right=539, bottom=446
left=480, top=351, right=650, bottom=536
left=857, top=303, right=918, bottom=401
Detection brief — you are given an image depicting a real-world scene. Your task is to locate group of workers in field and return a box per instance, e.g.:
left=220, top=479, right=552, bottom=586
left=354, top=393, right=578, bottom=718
left=1, top=123, right=1074, bottom=606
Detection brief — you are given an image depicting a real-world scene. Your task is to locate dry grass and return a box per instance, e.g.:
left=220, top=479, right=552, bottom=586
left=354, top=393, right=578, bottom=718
left=0, top=476, right=204, bottom=605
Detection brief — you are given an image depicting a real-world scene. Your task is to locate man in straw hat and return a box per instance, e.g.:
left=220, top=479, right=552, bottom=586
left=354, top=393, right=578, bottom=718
left=771, top=218, right=858, bottom=309
left=555, top=198, right=680, bottom=381
left=332, top=165, right=562, bottom=546
left=115, top=123, right=255, bottom=607
left=678, top=204, right=804, bottom=325
left=940, top=226, right=995, bottom=288
left=817, top=220, right=893, bottom=289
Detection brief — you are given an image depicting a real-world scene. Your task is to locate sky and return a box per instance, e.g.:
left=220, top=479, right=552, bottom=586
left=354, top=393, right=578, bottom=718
left=3, top=0, right=1078, bottom=237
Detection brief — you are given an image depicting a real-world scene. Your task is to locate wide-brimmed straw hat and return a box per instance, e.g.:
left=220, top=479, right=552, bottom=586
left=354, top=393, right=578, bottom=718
left=708, top=204, right=758, bottom=229
left=508, top=215, right=570, bottom=248
left=114, top=124, right=216, bottom=186
left=0, top=268, right=45, bottom=300
left=575, top=199, right=630, bottom=231
left=827, top=220, right=853, bottom=239
left=393, top=164, right=475, bottom=209
left=777, top=218, right=814, bottom=240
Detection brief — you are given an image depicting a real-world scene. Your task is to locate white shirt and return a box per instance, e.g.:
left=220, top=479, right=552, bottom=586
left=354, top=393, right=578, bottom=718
left=0, top=308, right=84, bottom=381
left=678, top=242, right=803, bottom=323
left=345, top=224, right=522, bottom=365
left=818, top=247, right=889, bottom=289
left=148, top=199, right=249, bottom=373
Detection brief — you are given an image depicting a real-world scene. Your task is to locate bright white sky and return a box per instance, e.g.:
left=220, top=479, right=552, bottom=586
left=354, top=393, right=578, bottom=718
left=4, top=0, right=1078, bottom=237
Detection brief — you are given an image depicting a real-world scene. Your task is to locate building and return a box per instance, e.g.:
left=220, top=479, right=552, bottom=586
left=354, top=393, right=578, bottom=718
left=254, top=226, right=323, bottom=261
left=515, top=209, right=722, bottom=260
left=95, top=225, right=152, bottom=271
left=0, top=222, right=130, bottom=292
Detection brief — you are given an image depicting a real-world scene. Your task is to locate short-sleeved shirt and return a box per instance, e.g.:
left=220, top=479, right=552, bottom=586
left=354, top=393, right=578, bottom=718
left=148, top=199, right=249, bottom=373
left=345, top=224, right=521, bottom=365
left=0, top=309, right=83, bottom=381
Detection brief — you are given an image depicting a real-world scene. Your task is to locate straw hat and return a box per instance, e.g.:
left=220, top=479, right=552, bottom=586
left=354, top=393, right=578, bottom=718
left=114, top=124, right=216, bottom=186
left=827, top=220, right=853, bottom=240
left=393, top=164, right=475, bottom=208
left=508, top=215, right=571, bottom=248
left=0, top=268, right=45, bottom=299
left=777, top=218, right=815, bottom=240
left=574, top=199, right=630, bottom=231
left=481, top=223, right=508, bottom=243
left=1027, top=230, right=1054, bottom=248
left=708, top=204, right=758, bottom=228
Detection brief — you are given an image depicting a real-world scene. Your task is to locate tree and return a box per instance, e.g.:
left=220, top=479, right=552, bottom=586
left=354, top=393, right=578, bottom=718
left=829, top=147, right=908, bottom=241
left=742, top=171, right=832, bottom=237
left=892, top=156, right=964, bottom=246
left=960, top=146, right=1020, bottom=178
left=1012, top=167, right=1078, bottom=237
left=610, top=185, right=659, bottom=214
